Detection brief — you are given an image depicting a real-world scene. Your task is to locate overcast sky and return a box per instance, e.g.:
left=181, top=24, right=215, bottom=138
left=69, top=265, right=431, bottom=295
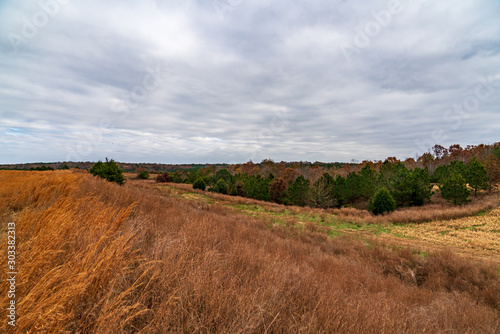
left=1, top=0, right=499, bottom=164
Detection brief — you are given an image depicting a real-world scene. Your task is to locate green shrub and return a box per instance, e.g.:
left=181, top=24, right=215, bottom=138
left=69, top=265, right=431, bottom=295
left=213, top=179, right=228, bottom=194
left=89, top=158, right=125, bottom=185
left=193, top=178, right=206, bottom=191
left=137, top=171, right=150, bottom=179
left=369, top=188, right=396, bottom=215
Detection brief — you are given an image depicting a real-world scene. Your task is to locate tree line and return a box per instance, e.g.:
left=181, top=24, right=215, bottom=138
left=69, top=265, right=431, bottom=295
left=156, top=151, right=497, bottom=214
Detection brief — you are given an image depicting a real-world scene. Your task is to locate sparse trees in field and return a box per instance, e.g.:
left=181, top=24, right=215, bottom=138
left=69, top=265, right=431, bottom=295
left=90, top=158, right=125, bottom=185
left=369, top=188, right=396, bottom=215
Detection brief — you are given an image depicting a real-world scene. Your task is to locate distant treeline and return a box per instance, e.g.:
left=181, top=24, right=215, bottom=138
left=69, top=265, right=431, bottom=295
left=155, top=143, right=500, bottom=213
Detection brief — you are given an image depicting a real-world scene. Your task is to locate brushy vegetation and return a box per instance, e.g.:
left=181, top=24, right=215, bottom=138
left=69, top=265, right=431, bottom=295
left=137, top=170, right=150, bottom=179
left=369, top=187, right=396, bottom=215
left=89, top=158, right=125, bottom=185
left=1, top=170, right=499, bottom=333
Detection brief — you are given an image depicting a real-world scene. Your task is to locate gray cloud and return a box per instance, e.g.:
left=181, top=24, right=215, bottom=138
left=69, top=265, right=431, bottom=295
left=1, top=0, right=499, bottom=164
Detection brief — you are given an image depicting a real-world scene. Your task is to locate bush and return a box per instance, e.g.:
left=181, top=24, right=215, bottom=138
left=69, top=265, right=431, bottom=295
left=369, top=188, right=396, bottom=215
left=30, top=166, right=54, bottom=171
left=89, top=158, right=125, bottom=185
left=212, top=179, right=228, bottom=194
left=156, top=172, right=171, bottom=183
left=137, top=171, right=150, bottom=179
left=440, top=173, right=470, bottom=205
left=193, top=178, right=206, bottom=191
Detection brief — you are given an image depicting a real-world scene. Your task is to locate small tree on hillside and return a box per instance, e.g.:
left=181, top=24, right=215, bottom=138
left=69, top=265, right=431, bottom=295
left=213, top=179, right=228, bottom=194
left=369, top=188, right=396, bottom=215
left=137, top=170, right=150, bottom=179
left=440, top=173, right=470, bottom=205
left=193, top=178, right=206, bottom=191
left=90, top=158, right=125, bottom=185
left=465, top=157, right=489, bottom=197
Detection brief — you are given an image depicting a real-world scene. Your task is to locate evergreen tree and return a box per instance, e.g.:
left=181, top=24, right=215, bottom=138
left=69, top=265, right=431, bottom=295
left=213, top=179, right=228, bottom=194
left=465, top=157, right=489, bottom=197
left=137, top=170, right=150, bottom=179
left=90, top=158, right=125, bottom=185
left=406, top=168, right=433, bottom=206
left=287, top=175, right=310, bottom=206
left=358, top=164, right=378, bottom=199
left=440, top=173, right=470, bottom=205
left=193, top=178, right=206, bottom=191
left=369, top=188, right=396, bottom=215
left=332, top=175, right=347, bottom=207
left=345, top=172, right=363, bottom=203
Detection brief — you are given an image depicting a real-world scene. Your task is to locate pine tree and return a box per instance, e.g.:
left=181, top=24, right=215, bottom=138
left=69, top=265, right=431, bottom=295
left=440, top=173, right=470, bottom=205
left=465, top=157, right=489, bottom=196
left=193, top=178, right=206, bottom=191
left=369, top=188, right=396, bottom=215
left=89, top=158, right=125, bottom=185
left=287, top=175, right=310, bottom=206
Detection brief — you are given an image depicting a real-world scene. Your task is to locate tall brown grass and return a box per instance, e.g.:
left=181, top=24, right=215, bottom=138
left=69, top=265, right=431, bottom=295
left=0, top=171, right=499, bottom=333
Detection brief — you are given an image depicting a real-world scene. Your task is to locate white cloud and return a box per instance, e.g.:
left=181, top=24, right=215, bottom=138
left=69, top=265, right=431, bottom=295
left=1, top=0, right=499, bottom=164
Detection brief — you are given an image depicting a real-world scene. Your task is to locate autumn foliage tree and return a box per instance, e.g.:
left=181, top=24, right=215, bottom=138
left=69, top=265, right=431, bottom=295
left=156, top=172, right=171, bottom=183
left=269, top=177, right=287, bottom=204
left=484, top=154, right=500, bottom=192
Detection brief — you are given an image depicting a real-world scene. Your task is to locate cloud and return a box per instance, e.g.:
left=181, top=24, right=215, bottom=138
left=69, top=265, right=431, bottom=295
left=1, top=0, right=499, bottom=164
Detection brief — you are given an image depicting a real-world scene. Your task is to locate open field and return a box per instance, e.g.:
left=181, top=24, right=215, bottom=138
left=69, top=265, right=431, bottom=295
left=150, top=181, right=500, bottom=264
left=1, top=170, right=499, bottom=333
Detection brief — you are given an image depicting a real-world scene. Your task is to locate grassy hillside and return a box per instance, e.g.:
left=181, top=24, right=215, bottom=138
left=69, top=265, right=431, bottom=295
left=1, top=170, right=499, bottom=333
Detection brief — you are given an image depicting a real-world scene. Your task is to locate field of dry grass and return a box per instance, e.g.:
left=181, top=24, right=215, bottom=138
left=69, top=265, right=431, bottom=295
left=1, top=170, right=499, bottom=333
left=156, top=182, right=500, bottom=262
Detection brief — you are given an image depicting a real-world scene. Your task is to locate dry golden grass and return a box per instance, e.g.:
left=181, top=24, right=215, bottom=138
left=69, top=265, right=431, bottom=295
left=393, top=206, right=500, bottom=254
left=326, top=194, right=500, bottom=225
left=1, top=171, right=499, bottom=333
